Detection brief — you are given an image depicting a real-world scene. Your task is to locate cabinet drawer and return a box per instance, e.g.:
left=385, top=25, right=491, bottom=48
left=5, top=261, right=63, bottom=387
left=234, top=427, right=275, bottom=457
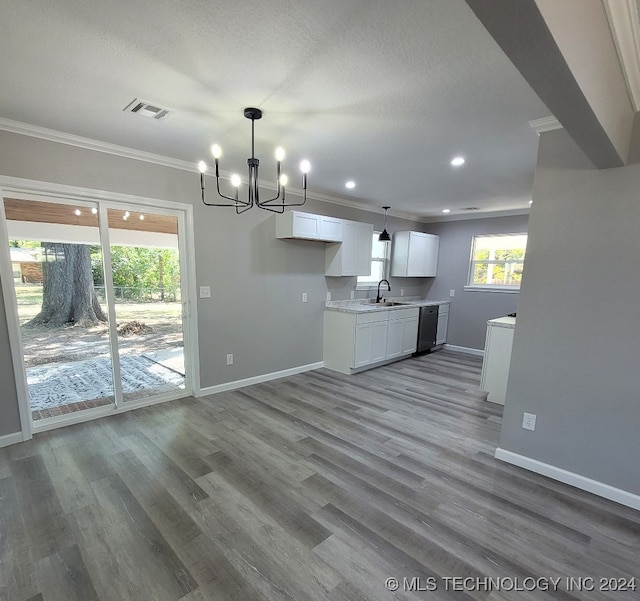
left=356, top=311, right=389, bottom=324
left=388, top=307, right=419, bottom=321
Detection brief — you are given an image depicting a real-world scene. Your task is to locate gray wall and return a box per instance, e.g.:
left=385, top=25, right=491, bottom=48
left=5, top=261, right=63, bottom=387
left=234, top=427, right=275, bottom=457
left=501, top=128, right=640, bottom=496
left=0, top=130, right=428, bottom=436
left=425, top=214, right=529, bottom=350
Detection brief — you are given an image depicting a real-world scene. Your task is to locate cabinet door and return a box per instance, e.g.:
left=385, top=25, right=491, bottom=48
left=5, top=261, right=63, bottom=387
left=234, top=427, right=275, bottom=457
left=354, top=323, right=373, bottom=367
left=341, top=221, right=359, bottom=275
left=371, top=321, right=388, bottom=363
left=407, top=232, right=429, bottom=276
left=319, top=216, right=342, bottom=241
left=386, top=319, right=404, bottom=359
left=436, top=311, right=448, bottom=345
left=422, top=234, right=439, bottom=277
left=406, top=232, right=439, bottom=277
left=401, top=317, right=419, bottom=354
left=291, top=212, right=320, bottom=239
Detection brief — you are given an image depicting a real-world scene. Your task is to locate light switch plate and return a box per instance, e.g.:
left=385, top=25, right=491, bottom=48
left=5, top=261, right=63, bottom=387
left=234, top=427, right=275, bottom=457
left=199, top=286, right=211, bottom=298
left=449, top=289, right=455, bottom=297
left=350, top=291, right=355, bottom=299
left=302, top=292, right=308, bottom=303
left=326, top=291, right=331, bottom=301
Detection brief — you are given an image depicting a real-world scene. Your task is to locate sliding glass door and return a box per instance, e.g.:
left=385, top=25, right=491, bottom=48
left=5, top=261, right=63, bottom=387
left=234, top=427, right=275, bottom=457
left=107, top=207, right=185, bottom=403
left=2, top=195, right=189, bottom=427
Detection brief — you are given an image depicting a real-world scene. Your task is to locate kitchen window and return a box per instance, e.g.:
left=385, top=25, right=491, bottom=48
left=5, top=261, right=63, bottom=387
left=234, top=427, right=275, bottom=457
left=466, top=233, right=527, bottom=291
left=357, top=232, right=390, bottom=287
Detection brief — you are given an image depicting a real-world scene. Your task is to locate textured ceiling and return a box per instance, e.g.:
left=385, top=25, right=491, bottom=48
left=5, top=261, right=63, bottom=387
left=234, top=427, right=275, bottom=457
left=0, top=0, right=550, bottom=219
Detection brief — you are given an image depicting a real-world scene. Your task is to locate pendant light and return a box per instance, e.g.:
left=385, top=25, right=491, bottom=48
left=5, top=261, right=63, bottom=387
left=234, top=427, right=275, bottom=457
left=379, top=206, right=391, bottom=241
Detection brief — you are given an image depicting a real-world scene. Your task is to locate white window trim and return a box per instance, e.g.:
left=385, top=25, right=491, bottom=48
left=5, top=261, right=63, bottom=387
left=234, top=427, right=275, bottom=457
left=467, top=232, right=526, bottom=292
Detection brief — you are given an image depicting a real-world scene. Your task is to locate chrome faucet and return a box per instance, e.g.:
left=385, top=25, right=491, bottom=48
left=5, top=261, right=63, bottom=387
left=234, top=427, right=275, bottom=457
left=376, top=279, right=391, bottom=303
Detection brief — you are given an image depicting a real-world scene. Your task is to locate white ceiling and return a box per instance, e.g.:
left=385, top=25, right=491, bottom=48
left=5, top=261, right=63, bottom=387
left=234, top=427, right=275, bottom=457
left=0, top=0, right=552, bottom=219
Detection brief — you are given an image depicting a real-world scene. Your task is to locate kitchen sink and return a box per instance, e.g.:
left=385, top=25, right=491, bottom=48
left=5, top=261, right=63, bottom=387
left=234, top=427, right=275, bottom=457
left=373, top=301, right=405, bottom=306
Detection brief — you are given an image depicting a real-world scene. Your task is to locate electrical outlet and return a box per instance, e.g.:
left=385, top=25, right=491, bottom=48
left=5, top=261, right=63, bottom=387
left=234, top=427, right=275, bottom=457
left=326, top=291, right=331, bottom=301
left=199, top=285, right=211, bottom=298
left=400, top=289, right=404, bottom=297
left=302, top=292, right=308, bottom=303
left=226, top=353, right=233, bottom=365
left=522, top=412, right=536, bottom=431
left=449, top=289, right=455, bottom=297
left=350, top=291, right=355, bottom=300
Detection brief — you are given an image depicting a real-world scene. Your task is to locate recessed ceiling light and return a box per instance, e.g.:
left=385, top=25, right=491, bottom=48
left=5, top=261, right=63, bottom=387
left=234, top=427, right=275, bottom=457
left=529, top=200, right=533, bottom=204
left=345, top=180, right=356, bottom=189
left=139, top=214, right=145, bottom=220
left=91, top=207, right=98, bottom=214
left=442, top=209, right=451, bottom=213
left=74, top=209, right=81, bottom=216
left=450, top=156, right=465, bottom=167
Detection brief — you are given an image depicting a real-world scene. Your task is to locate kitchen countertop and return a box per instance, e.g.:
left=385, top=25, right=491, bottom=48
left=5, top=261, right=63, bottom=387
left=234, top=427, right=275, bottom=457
left=487, top=316, right=516, bottom=329
left=325, top=299, right=450, bottom=314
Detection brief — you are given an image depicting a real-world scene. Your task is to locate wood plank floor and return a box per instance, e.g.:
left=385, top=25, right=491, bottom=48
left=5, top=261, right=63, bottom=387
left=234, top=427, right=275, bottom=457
left=1, top=350, right=638, bottom=601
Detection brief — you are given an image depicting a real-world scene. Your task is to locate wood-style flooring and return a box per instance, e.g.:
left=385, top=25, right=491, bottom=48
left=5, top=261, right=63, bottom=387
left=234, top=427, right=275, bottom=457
left=1, top=350, right=638, bottom=601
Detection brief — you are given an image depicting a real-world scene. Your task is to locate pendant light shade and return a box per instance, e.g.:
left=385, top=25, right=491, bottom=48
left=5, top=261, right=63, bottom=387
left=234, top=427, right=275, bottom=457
left=379, top=206, right=391, bottom=241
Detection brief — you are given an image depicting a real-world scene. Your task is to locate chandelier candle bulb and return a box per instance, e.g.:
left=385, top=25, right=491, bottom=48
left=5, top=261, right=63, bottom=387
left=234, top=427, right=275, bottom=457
left=275, top=147, right=285, bottom=161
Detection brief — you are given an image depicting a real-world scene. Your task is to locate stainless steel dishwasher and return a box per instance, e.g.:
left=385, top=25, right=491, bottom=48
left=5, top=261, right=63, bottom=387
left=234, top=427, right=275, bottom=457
left=416, top=305, right=439, bottom=353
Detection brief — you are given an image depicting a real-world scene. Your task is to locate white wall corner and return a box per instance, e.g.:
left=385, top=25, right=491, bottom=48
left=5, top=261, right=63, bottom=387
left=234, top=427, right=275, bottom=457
left=495, top=447, right=640, bottom=511
left=603, top=0, right=640, bottom=112
left=528, top=116, right=563, bottom=135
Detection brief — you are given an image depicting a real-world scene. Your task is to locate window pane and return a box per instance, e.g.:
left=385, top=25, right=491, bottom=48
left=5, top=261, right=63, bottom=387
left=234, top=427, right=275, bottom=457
left=471, top=261, right=524, bottom=286
left=472, top=234, right=527, bottom=260
left=371, top=236, right=387, bottom=260
left=370, top=261, right=384, bottom=281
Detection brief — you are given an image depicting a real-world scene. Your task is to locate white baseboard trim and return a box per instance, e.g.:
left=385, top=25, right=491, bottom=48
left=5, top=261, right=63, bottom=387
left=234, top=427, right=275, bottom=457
left=0, top=431, right=24, bottom=448
left=495, top=447, right=640, bottom=511
left=444, top=344, right=484, bottom=357
left=195, top=361, right=324, bottom=397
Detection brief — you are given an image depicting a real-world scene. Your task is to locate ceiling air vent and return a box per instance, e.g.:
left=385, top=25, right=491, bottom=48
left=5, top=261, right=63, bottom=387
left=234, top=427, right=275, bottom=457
left=461, top=207, right=480, bottom=211
left=123, top=98, right=172, bottom=120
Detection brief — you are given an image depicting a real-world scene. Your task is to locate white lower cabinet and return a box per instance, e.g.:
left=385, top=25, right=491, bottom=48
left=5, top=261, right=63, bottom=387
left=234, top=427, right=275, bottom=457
left=480, top=317, right=516, bottom=405
left=324, top=307, right=419, bottom=374
left=435, top=302, right=449, bottom=346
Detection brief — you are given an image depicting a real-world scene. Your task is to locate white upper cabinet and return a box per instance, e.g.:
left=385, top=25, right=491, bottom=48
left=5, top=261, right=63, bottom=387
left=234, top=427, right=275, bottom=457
left=325, top=220, right=373, bottom=276
left=390, top=231, right=439, bottom=277
left=276, top=211, right=342, bottom=242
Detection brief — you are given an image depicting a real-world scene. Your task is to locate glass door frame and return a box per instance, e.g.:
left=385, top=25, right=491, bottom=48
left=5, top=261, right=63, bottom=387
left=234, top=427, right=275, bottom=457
left=0, top=177, right=199, bottom=438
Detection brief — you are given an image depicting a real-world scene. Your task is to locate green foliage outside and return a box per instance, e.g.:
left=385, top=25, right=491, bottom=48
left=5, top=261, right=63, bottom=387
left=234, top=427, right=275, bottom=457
left=92, top=246, right=181, bottom=302
left=11, top=239, right=181, bottom=303
left=472, top=246, right=525, bottom=286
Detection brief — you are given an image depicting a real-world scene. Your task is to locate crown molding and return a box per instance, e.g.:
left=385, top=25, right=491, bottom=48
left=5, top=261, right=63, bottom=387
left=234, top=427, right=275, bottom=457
left=603, top=0, right=640, bottom=112
left=421, top=208, right=530, bottom=223
left=0, top=117, right=197, bottom=172
left=528, top=116, right=563, bottom=135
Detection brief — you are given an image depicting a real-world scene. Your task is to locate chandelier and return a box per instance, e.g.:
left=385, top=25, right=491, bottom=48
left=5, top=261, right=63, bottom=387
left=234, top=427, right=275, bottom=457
left=198, top=107, right=311, bottom=214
